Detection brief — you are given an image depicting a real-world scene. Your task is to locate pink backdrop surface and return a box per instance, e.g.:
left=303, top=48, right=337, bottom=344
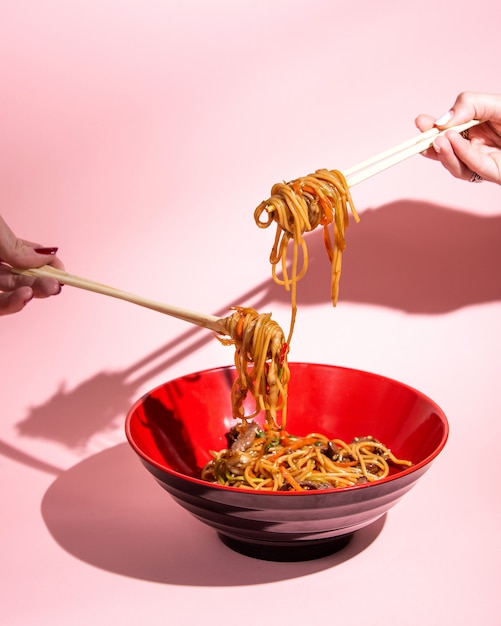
left=1, top=1, right=500, bottom=624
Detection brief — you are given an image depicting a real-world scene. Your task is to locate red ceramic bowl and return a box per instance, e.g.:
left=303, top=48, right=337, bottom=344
left=125, top=363, right=448, bottom=561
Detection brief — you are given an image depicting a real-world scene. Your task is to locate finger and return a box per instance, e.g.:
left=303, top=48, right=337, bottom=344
left=430, top=135, right=472, bottom=180
left=443, top=131, right=497, bottom=183
left=435, top=91, right=501, bottom=128
left=415, top=114, right=442, bottom=161
left=5, top=243, right=64, bottom=271
left=0, top=286, right=33, bottom=316
left=0, top=218, right=63, bottom=269
left=0, top=264, right=62, bottom=297
left=31, top=277, right=63, bottom=298
left=418, top=146, right=441, bottom=162
left=28, top=244, right=65, bottom=271
left=415, top=114, right=436, bottom=132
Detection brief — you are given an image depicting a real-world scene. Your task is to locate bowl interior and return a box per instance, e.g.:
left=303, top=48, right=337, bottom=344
left=126, top=362, right=449, bottom=483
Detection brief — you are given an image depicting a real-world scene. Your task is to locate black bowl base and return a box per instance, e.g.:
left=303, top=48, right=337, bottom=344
left=218, top=532, right=354, bottom=562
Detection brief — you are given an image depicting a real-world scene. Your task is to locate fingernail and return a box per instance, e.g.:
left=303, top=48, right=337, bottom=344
left=434, top=110, right=453, bottom=126
left=34, top=247, right=59, bottom=255
left=432, top=141, right=442, bottom=154
left=23, top=294, right=34, bottom=306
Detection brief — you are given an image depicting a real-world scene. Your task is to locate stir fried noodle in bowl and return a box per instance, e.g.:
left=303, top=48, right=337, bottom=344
left=201, top=427, right=412, bottom=493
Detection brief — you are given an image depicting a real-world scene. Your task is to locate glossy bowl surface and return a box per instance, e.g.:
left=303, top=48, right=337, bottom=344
left=125, top=363, right=448, bottom=561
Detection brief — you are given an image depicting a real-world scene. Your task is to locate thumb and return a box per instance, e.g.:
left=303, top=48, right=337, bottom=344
left=3, top=242, right=59, bottom=270
left=434, top=92, right=501, bottom=128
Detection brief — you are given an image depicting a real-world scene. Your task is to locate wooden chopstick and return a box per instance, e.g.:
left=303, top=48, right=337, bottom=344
left=12, top=265, right=228, bottom=335
left=343, top=119, right=481, bottom=187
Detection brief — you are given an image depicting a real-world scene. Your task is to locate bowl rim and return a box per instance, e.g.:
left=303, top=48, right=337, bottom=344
left=125, top=362, right=449, bottom=497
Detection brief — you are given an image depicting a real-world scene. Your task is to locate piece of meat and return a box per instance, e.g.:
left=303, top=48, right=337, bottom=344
left=230, top=421, right=260, bottom=452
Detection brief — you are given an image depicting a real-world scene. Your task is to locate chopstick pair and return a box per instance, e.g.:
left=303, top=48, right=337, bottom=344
left=12, top=119, right=481, bottom=332
left=342, top=119, right=480, bottom=187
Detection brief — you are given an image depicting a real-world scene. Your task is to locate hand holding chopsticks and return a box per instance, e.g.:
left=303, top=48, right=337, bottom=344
left=11, top=265, right=228, bottom=335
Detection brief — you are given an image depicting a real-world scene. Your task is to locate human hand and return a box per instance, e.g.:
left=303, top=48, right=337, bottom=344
left=0, top=214, right=64, bottom=315
left=415, top=91, right=501, bottom=184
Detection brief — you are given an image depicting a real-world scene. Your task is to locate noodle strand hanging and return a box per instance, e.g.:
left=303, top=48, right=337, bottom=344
left=217, top=306, right=290, bottom=429
left=254, top=168, right=360, bottom=342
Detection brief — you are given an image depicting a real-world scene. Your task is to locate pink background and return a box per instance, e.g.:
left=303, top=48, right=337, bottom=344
left=1, top=1, right=500, bottom=624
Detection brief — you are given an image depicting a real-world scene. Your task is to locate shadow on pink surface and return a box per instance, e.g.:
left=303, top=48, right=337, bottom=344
left=41, top=442, right=387, bottom=583
left=340, top=199, right=501, bottom=313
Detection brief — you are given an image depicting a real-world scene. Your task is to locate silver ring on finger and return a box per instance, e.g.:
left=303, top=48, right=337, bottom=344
left=469, top=172, right=483, bottom=183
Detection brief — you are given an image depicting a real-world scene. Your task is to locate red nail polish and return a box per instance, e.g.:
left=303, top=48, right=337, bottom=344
left=34, top=247, right=58, bottom=255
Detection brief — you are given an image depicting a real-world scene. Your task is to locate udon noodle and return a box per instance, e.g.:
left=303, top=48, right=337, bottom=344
left=201, top=425, right=412, bottom=491
left=254, top=168, right=359, bottom=341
